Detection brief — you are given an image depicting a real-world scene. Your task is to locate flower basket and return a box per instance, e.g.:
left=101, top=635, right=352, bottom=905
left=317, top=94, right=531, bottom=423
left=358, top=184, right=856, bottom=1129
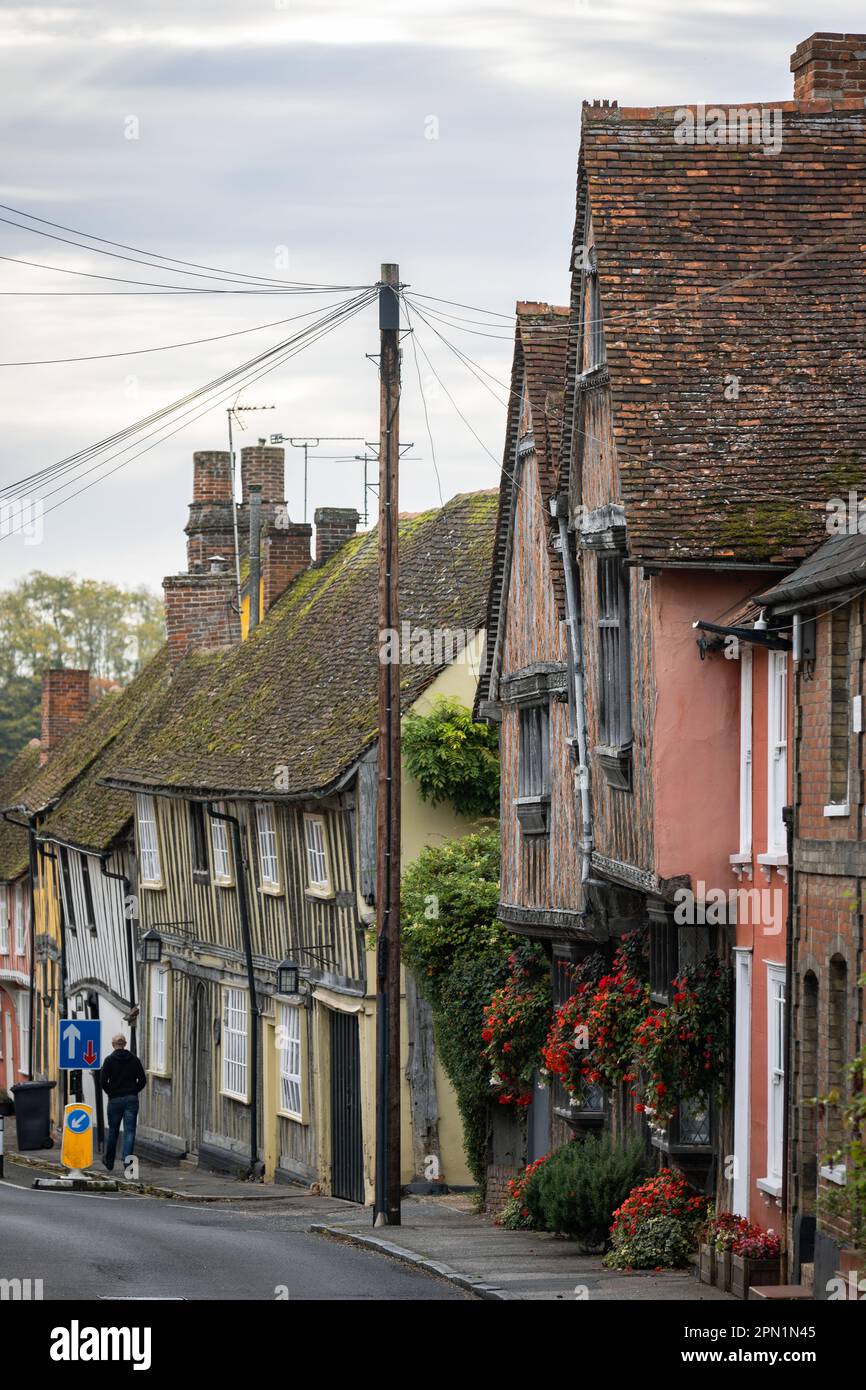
left=699, top=1242, right=716, bottom=1285
left=730, top=1253, right=779, bottom=1300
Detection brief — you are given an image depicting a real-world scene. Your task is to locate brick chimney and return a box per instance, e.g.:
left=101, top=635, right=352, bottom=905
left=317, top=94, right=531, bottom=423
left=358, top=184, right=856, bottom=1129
left=163, top=556, right=241, bottom=670
left=262, top=519, right=312, bottom=613
left=40, top=669, right=91, bottom=764
left=241, top=445, right=284, bottom=505
left=791, top=32, right=866, bottom=100
left=314, top=507, right=360, bottom=565
left=185, top=451, right=236, bottom=573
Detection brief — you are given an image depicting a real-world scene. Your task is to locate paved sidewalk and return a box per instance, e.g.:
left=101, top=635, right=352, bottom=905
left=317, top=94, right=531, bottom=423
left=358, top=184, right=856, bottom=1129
left=311, top=1194, right=735, bottom=1302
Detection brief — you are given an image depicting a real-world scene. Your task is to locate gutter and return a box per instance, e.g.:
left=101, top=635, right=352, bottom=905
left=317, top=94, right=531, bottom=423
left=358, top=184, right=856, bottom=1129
left=552, top=498, right=593, bottom=883
left=207, top=802, right=260, bottom=1180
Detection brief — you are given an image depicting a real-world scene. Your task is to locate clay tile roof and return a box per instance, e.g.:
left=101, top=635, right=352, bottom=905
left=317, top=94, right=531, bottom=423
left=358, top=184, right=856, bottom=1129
left=0, top=742, right=40, bottom=882
left=102, top=491, right=498, bottom=799
left=475, top=305, right=570, bottom=709
left=577, top=100, right=866, bottom=565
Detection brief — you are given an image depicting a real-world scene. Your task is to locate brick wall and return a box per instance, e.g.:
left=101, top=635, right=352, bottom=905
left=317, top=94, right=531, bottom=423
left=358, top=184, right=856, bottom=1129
left=186, top=450, right=237, bottom=571
left=240, top=445, right=284, bottom=503
left=262, top=521, right=311, bottom=612
left=163, top=569, right=241, bottom=669
left=791, top=32, right=866, bottom=101
left=40, top=669, right=91, bottom=763
left=791, top=596, right=865, bottom=1272
left=314, top=507, right=359, bottom=565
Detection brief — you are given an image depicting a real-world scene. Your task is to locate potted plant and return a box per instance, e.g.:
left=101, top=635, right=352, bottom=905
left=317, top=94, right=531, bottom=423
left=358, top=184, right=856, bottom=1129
left=729, top=1224, right=781, bottom=1299
left=703, top=1211, right=750, bottom=1290
left=0, top=1088, right=13, bottom=1117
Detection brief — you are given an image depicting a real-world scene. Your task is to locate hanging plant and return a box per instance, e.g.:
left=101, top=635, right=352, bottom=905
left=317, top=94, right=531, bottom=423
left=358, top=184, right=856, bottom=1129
left=633, top=954, right=732, bottom=1130
left=481, top=949, right=551, bottom=1107
left=402, top=697, right=500, bottom=818
left=542, top=931, right=649, bottom=1099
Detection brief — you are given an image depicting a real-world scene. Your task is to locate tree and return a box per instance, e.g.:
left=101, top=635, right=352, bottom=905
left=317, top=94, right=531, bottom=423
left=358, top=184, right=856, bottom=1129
left=0, top=571, right=164, bottom=769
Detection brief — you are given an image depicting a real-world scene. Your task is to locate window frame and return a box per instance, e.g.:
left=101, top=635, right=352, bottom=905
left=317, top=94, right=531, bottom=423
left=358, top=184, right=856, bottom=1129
left=255, top=802, right=281, bottom=893
left=516, top=700, right=551, bottom=835
left=16, top=987, right=30, bottom=1077
left=0, top=884, right=8, bottom=955
left=303, top=814, right=332, bottom=897
left=221, top=986, right=249, bottom=1102
left=276, top=1001, right=306, bottom=1122
left=149, top=963, right=169, bottom=1076
left=827, top=608, right=851, bottom=813
left=760, top=963, right=786, bottom=1196
left=766, top=652, right=788, bottom=856
left=737, top=647, right=753, bottom=858
left=136, top=794, right=163, bottom=888
left=13, top=883, right=26, bottom=957
left=188, top=802, right=210, bottom=882
left=210, top=804, right=234, bottom=886
left=596, top=552, right=632, bottom=776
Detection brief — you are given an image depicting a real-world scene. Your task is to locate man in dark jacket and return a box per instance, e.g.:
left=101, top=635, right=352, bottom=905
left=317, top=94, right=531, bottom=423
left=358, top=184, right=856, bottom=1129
left=100, top=1033, right=147, bottom=1173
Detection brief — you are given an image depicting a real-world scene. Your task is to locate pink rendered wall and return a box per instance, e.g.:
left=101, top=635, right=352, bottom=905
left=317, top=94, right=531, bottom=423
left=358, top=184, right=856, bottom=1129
left=652, top=570, right=758, bottom=888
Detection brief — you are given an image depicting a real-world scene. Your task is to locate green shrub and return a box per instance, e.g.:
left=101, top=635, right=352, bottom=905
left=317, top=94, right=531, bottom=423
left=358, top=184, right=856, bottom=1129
left=604, top=1167, right=709, bottom=1270
left=403, top=697, right=500, bottom=818
left=523, top=1135, right=648, bottom=1250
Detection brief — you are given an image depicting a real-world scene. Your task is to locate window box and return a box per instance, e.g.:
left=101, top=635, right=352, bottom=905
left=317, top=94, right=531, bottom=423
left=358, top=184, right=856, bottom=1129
left=515, top=794, right=550, bottom=836
left=594, top=743, right=631, bottom=791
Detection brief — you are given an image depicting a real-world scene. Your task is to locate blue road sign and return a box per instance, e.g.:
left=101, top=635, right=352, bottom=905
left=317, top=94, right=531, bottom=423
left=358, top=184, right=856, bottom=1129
left=59, top=1019, right=101, bottom=1071
left=66, top=1107, right=91, bottom=1133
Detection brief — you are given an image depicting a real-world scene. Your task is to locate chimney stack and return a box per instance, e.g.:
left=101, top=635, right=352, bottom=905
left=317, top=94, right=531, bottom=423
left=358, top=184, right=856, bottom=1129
left=791, top=32, right=866, bottom=101
left=262, top=519, right=312, bottom=613
left=241, top=445, right=285, bottom=505
left=185, top=451, right=236, bottom=573
left=163, top=558, right=241, bottom=670
left=40, top=669, right=91, bottom=764
left=314, top=507, right=360, bottom=566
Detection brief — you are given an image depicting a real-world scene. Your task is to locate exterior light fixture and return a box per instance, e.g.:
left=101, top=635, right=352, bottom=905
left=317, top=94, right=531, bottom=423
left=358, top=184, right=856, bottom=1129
left=141, top=929, right=163, bottom=964
left=277, top=959, right=300, bottom=995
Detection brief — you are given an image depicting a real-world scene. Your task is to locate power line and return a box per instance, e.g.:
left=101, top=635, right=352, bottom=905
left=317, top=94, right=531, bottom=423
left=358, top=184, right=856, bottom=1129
left=0, top=250, right=364, bottom=295
left=0, top=201, right=346, bottom=289
left=0, top=297, right=357, bottom=366
left=0, top=290, right=377, bottom=536
left=0, top=290, right=376, bottom=517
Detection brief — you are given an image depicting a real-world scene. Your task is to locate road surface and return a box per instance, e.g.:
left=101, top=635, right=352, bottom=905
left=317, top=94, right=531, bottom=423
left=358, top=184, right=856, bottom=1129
left=0, top=1166, right=469, bottom=1301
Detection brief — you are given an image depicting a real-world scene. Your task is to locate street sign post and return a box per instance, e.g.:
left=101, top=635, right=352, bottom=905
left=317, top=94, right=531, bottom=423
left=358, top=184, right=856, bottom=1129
left=61, top=1103, right=93, bottom=1174
left=59, top=1019, right=101, bottom=1071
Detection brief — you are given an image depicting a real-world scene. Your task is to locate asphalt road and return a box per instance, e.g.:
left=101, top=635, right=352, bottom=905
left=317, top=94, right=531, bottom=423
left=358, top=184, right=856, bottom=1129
left=0, top=1170, right=469, bottom=1301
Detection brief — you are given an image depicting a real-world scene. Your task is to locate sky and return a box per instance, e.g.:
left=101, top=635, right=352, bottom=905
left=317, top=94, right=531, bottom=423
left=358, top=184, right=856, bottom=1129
left=0, top=0, right=862, bottom=592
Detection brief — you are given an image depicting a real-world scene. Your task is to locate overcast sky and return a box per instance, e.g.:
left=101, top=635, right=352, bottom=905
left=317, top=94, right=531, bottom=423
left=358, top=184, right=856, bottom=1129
left=0, top=0, right=861, bottom=592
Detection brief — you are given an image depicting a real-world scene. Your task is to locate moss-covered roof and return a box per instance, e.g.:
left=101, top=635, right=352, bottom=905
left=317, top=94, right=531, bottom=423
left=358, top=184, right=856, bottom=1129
left=36, top=648, right=172, bottom=853
left=0, top=743, right=40, bottom=881
left=104, top=491, right=498, bottom=799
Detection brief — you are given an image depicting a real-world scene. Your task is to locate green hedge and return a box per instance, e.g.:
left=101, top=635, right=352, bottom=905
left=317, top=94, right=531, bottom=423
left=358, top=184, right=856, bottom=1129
left=523, top=1135, right=648, bottom=1250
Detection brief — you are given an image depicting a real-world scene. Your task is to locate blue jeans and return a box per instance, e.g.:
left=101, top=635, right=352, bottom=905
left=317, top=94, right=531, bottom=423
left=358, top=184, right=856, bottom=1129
left=104, top=1094, right=139, bottom=1169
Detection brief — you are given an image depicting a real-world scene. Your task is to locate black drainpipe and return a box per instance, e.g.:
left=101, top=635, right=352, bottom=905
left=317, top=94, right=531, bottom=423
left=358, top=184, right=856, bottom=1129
left=39, top=843, right=68, bottom=1111
left=100, top=856, right=137, bottom=1055
left=781, top=802, right=795, bottom=1283
left=207, top=802, right=259, bottom=1178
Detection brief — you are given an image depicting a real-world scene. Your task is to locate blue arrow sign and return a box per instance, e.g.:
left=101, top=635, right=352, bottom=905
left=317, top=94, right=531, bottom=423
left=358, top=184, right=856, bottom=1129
left=66, top=1107, right=91, bottom=1133
left=59, top=1019, right=101, bottom=1071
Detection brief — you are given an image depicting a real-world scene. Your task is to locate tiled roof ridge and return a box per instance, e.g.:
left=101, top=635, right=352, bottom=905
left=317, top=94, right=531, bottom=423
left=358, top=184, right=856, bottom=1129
left=582, top=97, right=866, bottom=121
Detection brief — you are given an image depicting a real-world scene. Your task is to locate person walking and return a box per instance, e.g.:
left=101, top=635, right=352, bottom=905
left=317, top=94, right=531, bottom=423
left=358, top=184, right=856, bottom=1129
left=100, top=1033, right=147, bottom=1174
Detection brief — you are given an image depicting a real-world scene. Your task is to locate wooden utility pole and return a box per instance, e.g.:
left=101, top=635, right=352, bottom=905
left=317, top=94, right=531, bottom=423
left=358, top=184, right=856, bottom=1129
left=374, top=263, right=402, bottom=1226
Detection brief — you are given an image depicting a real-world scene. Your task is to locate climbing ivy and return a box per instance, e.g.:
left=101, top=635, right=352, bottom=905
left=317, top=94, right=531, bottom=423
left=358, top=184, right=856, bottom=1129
left=402, top=698, right=499, bottom=818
